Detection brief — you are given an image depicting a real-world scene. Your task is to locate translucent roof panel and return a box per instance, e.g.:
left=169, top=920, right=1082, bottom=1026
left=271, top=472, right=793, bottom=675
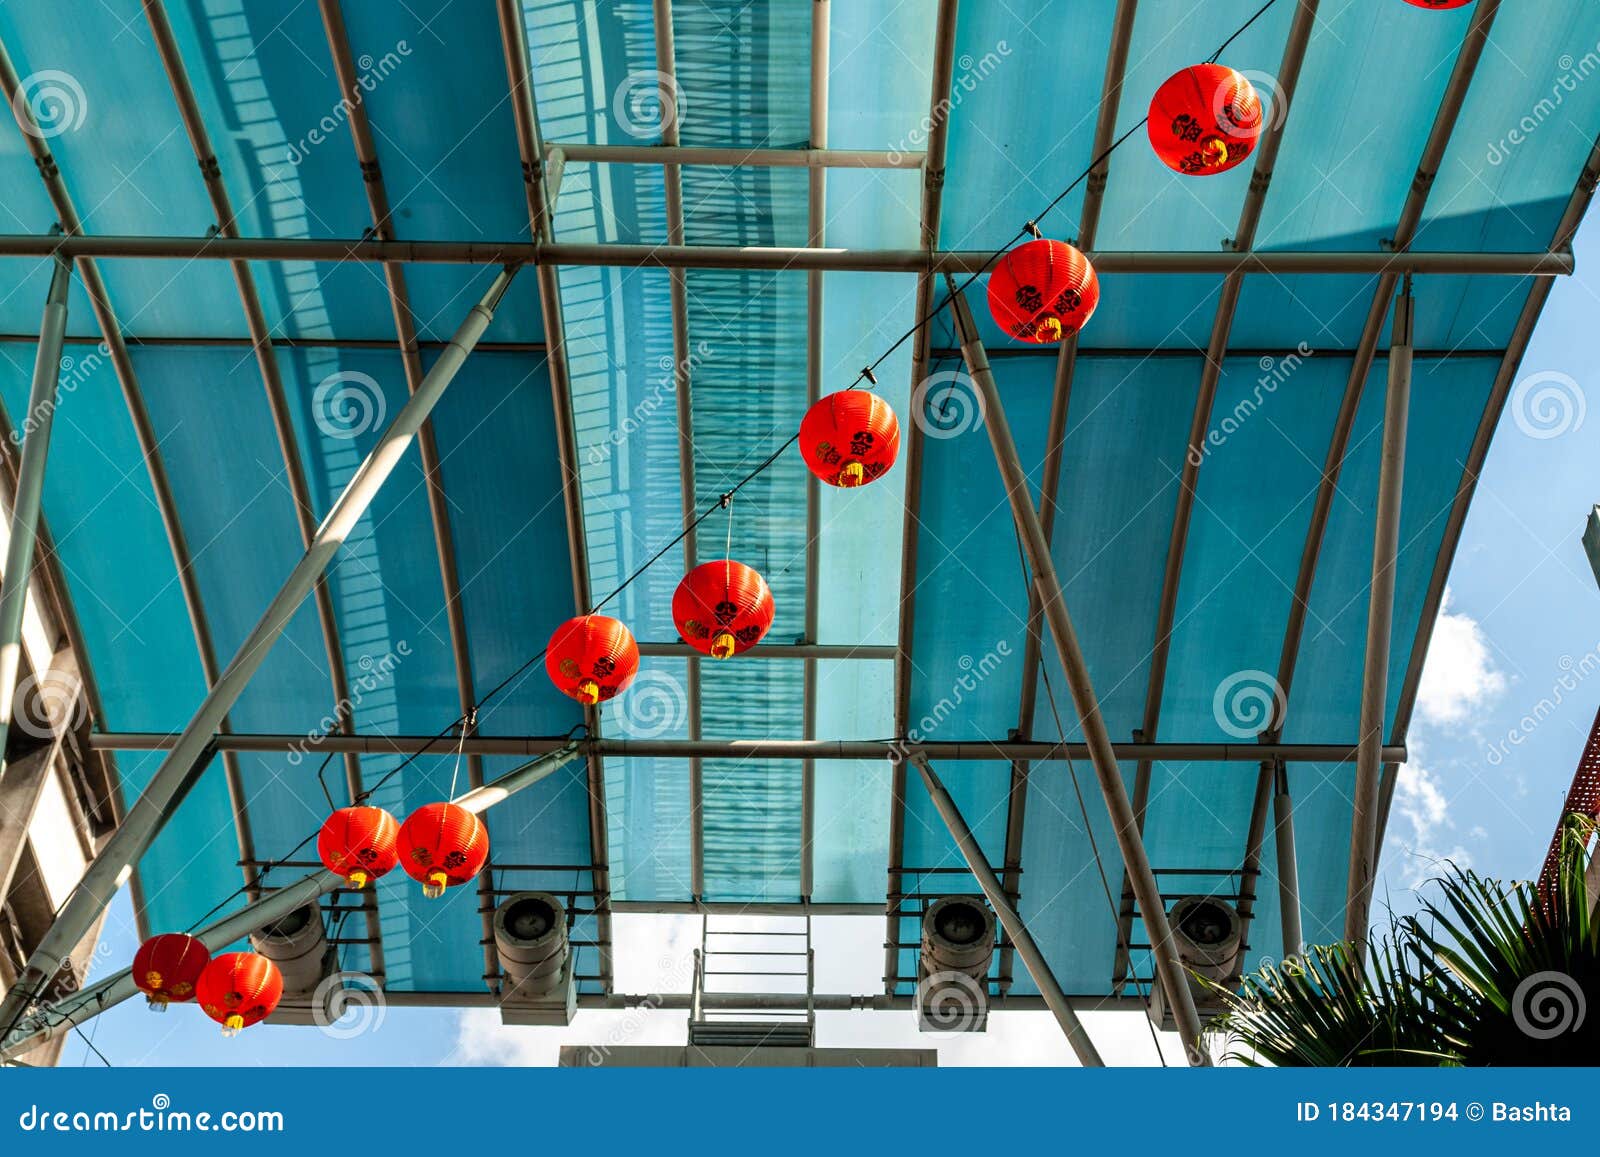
left=2, top=0, right=1594, bottom=1009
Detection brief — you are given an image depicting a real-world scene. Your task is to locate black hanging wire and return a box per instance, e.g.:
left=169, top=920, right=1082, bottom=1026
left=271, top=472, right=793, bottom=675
left=6, top=2, right=1283, bottom=1050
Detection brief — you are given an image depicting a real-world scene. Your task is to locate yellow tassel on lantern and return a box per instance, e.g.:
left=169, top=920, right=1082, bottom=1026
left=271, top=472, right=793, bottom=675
left=347, top=868, right=369, bottom=890
left=424, top=869, right=449, bottom=899
left=221, top=1014, right=244, bottom=1038
left=575, top=677, right=601, bottom=705
left=838, top=461, right=865, bottom=487
left=711, top=631, right=737, bottom=659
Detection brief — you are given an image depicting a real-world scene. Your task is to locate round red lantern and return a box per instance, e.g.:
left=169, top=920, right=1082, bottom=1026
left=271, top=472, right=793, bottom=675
left=132, top=933, right=211, bottom=1010
left=1148, top=64, right=1263, bottom=176
left=986, top=239, right=1100, bottom=344
left=195, top=952, right=283, bottom=1036
left=317, top=806, right=400, bottom=889
left=545, top=615, right=640, bottom=704
left=397, top=802, right=489, bottom=898
left=672, top=560, right=775, bottom=659
left=799, top=391, right=901, bottom=487
left=1403, top=1, right=1472, bottom=7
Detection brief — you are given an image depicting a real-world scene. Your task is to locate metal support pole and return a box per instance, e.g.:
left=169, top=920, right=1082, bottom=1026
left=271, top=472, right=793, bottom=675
left=0, top=266, right=519, bottom=1036
left=947, top=284, right=1209, bottom=1062
left=0, top=741, right=579, bottom=1060
left=0, top=256, right=69, bottom=770
left=86, top=733, right=1403, bottom=763
left=800, top=0, right=829, bottom=902
left=1273, top=761, right=1303, bottom=957
left=1345, top=284, right=1412, bottom=951
left=911, top=757, right=1103, bottom=1066
left=0, top=235, right=1569, bottom=275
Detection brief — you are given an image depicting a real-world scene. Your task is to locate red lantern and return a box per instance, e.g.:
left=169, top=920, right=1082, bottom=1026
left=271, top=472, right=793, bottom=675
left=1147, top=64, right=1263, bottom=176
left=986, top=239, right=1099, bottom=344
left=131, top=933, right=211, bottom=1010
left=195, top=952, right=283, bottom=1036
left=317, top=806, right=400, bottom=889
left=545, top=615, right=640, bottom=704
left=397, top=802, right=489, bottom=898
left=672, top=560, right=775, bottom=659
left=799, top=392, right=901, bottom=487
left=1403, top=1, right=1472, bottom=7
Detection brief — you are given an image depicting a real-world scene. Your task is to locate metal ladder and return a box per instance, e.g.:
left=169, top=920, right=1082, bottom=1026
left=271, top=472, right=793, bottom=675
left=688, top=913, right=815, bottom=1049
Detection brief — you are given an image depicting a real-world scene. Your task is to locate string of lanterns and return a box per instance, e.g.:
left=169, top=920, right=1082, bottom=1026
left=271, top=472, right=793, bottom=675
left=121, top=0, right=1472, bottom=1041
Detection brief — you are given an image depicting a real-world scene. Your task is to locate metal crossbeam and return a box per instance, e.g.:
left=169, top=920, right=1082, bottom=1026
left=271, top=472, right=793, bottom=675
left=86, top=733, right=1403, bottom=762
left=0, top=234, right=1567, bottom=274
left=544, top=143, right=918, bottom=168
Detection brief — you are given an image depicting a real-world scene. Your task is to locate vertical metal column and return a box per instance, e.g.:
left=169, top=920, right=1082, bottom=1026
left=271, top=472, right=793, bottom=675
left=912, top=757, right=1103, bottom=1065
left=1345, top=284, right=1413, bottom=950
left=1273, top=762, right=1303, bottom=957
left=0, top=256, right=69, bottom=772
left=946, top=284, right=1208, bottom=1062
left=0, top=267, right=519, bottom=1036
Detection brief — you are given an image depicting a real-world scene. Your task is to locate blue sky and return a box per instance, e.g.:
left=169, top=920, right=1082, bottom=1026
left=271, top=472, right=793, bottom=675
left=44, top=213, right=1600, bottom=1068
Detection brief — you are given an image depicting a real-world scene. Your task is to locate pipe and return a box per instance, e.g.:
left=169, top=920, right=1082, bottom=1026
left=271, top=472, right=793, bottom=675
left=1345, top=286, right=1412, bottom=950
left=85, top=733, right=1404, bottom=762
left=1274, top=763, right=1303, bottom=957
left=889, top=0, right=962, bottom=995
left=0, top=234, right=1569, bottom=274
left=0, top=266, right=519, bottom=1038
left=0, top=256, right=69, bottom=769
left=800, top=0, right=830, bottom=901
left=912, top=757, right=1103, bottom=1065
left=545, top=143, right=919, bottom=169
left=0, top=742, right=580, bottom=1061
left=948, top=286, right=1208, bottom=1062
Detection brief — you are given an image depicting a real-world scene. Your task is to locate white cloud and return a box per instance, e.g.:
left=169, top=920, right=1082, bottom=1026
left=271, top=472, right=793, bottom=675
left=1414, top=588, right=1507, bottom=728
left=1388, top=757, right=1471, bottom=889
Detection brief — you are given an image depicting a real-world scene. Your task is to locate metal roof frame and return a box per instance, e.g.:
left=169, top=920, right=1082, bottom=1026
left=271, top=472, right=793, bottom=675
left=0, top=0, right=1590, bottom=1043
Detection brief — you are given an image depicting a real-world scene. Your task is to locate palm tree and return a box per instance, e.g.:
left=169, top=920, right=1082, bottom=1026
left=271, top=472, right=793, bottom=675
left=1208, top=816, right=1598, bottom=1066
